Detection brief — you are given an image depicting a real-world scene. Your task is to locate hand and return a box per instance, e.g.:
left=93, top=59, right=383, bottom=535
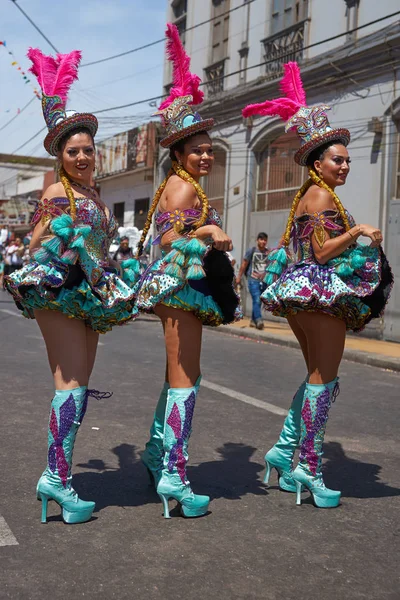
left=359, top=224, right=383, bottom=248
left=235, top=275, right=242, bottom=287
left=209, top=225, right=233, bottom=252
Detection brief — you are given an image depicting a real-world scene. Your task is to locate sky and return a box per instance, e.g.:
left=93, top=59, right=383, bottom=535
left=0, top=0, right=167, bottom=159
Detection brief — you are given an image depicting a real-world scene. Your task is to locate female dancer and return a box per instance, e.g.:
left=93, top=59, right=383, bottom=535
left=5, top=49, right=137, bottom=524
left=136, top=25, right=241, bottom=519
left=242, top=63, right=393, bottom=509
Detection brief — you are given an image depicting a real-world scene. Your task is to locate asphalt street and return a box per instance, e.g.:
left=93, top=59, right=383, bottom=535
left=1, top=288, right=399, bottom=600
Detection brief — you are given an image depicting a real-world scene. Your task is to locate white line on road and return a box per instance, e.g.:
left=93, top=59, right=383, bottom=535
left=202, top=379, right=287, bottom=416
left=0, top=308, right=22, bottom=318
left=0, top=516, right=18, bottom=547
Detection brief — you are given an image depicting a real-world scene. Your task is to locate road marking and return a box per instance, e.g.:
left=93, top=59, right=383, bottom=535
left=202, top=379, right=287, bottom=416
left=0, top=516, right=18, bottom=547
left=0, top=308, right=22, bottom=318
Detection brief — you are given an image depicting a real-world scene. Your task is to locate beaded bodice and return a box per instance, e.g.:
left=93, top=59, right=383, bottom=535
left=294, top=209, right=356, bottom=262
left=33, top=196, right=117, bottom=268
left=153, top=206, right=222, bottom=244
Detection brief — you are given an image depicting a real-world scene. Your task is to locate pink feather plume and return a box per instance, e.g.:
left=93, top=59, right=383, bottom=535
left=27, top=48, right=81, bottom=103
left=242, top=61, right=307, bottom=122
left=158, top=23, right=203, bottom=110
left=279, top=62, right=306, bottom=105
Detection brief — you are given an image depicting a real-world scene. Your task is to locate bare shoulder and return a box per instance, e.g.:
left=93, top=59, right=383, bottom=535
left=302, top=185, right=335, bottom=214
left=163, top=176, right=199, bottom=211
left=41, top=181, right=66, bottom=201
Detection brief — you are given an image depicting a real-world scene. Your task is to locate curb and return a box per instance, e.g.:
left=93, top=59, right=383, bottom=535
left=214, top=325, right=400, bottom=373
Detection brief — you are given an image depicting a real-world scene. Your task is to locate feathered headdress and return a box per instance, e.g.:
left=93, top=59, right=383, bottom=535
left=28, top=47, right=98, bottom=156
left=242, top=62, right=350, bottom=165
left=156, top=24, right=214, bottom=148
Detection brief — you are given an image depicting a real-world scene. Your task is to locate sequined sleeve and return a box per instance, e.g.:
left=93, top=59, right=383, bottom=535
left=31, top=197, right=67, bottom=226
left=153, top=206, right=222, bottom=245
left=297, top=209, right=343, bottom=249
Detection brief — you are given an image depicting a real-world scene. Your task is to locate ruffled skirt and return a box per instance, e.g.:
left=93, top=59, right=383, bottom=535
left=261, top=246, right=392, bottom=332
left=135, top=254, right=242, bottom=326
left=5, top=258, right=138, bottom=334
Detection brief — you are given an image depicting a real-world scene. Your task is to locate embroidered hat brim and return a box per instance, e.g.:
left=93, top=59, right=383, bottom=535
left=44, top=113, right=98, bottom=156
left=294, top=128, right=351, bottom=166
left=160, top=118, right=215, bottom=148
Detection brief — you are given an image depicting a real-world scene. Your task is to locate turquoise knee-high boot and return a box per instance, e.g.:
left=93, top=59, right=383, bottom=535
left=264, top=376, right=308, bottom=492
left=36, top=387, right=95, bottom=524
left=157, top=377, right=210, bottom=519
left=141, top=381, right=169, bottom=486
left=292, top=379, right=341, bottom=508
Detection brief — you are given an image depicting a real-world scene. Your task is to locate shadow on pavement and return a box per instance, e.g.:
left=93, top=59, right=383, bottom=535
left=323, top=441, right=400, bottom=499
left=75, top=441, right=267, bottom=511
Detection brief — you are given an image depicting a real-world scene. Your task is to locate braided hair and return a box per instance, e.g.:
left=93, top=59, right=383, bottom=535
left=136, top=160, right=210, bottom=257
left=58, top=165, right=77, bottom=220
left=281, top=142, right=350, bottom=246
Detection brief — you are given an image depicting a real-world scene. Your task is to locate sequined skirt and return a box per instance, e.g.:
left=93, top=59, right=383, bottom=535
left=4, top=259, right=138, bottom=333
left=135, top=256, right=242, bottom=326
left=261, top=247, right=393, bottom=332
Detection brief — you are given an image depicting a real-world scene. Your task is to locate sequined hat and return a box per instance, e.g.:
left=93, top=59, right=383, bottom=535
left=157, top=96, right=214, bottom=148
left=242, top=62, right=350, bottom=166
left=157, top=24, right=214, bottom=148
left=28, top=48, right=98, bottom=156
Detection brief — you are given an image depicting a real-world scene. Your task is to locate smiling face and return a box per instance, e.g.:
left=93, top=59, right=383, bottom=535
left=314, top=144, right=351, bottom=189
left=58, top=131, right=95, bottom=185
left=175, top=133, right=214, bottom=181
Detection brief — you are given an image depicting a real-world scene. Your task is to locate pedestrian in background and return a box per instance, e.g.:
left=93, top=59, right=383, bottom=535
left=236, top=232, right=269, bottom=329
left=5, top=237, right=25, bottom=275
left=113, top=236, right=134, bottom=263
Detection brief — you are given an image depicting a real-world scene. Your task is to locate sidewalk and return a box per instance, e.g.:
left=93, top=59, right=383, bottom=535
left=217, top=317, right=400, bottom=372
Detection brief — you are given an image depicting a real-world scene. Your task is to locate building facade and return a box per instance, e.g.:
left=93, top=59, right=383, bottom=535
left=95, top=122, right=158, bottom=233
left=162, top=0, right=400, bottom=340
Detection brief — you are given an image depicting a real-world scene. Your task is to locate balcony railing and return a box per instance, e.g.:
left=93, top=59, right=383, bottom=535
left=204, top=59, right=226, bottom=96
left=261, top=19, right=308, bottom=81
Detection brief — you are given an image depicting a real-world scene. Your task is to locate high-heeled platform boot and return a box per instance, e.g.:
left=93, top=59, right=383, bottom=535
left=141, top=381, right=169, bottom=486
left=36, top=387, right=96, bottom=524
left=292, top=379, right=341, bottom=508
left=264, top=376, right=308, bottom=492
left=157, top=378, right=209, bottom=519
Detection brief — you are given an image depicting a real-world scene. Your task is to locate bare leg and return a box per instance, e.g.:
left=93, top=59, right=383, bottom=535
left=294, top=311, right=346, bottom=383
left=34, top=310, right=90, bottom=389
left=154, top=304, right=202, bottom=388
left=86, top=327, right=99, bottom=381
left=287, top=314, right=309, bottom=371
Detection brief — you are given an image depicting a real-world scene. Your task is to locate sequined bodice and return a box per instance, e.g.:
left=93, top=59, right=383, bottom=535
left=51, top=197, right=117, bottom=267
left=294, top=209, right=355, bottom=262
left=153, top=206, right=222, bottom=244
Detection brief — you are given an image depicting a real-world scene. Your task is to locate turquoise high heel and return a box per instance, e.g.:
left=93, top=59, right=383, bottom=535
left=141, top=382, right=169, bottom=487
left=263, top=377, right=307, bottom=492
left=293, top=379, right=341, bottom=509
left=37, top=387, right=96, bottom=524
left=157, top=378, right=210, bottom=519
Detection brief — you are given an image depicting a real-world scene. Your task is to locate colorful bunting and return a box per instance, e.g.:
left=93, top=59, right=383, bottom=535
left=0, top=40, right=41, bottom=99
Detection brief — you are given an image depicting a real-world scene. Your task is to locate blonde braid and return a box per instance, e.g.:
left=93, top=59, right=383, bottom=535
left=282, top=178, right=313, bottom=246
left=308, top=168, right=350, bottom=231
left=136, top=168, right=173, bottom=257
left=136, top=161, right=211, bottom=257
left=172, top=161, right=210, bottom=231
left=58, top=166, right=77, bottom=221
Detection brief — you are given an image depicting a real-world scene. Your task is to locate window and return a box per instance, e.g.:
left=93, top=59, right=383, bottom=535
left=255, top=131, right=305, bottom=212
left=134, top=198, right=150, bottom=231
left=201, top=147, right=226, bottom=216
left=172, top=0, right=187, bottom=20
left=113, top=202, right=125, bottom=227
left=271, top=0, right=308, bottom=35
left=210, top=0, right=230, bottom=64
left=263, top=0, right=308, bottom=80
